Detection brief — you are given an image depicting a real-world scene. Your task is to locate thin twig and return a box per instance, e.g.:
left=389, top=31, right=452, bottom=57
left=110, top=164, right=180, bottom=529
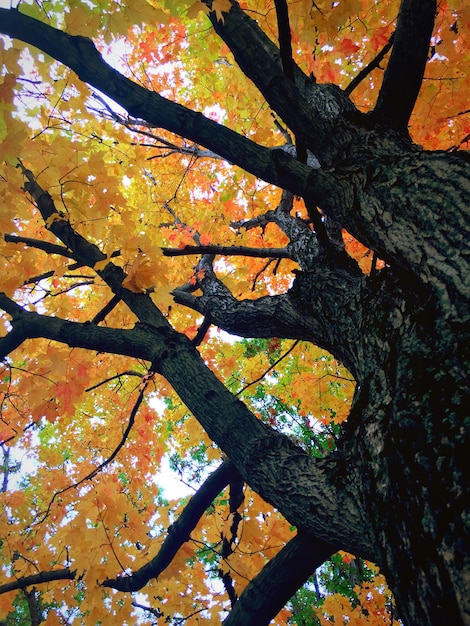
left=85, top=370, right=143, bottom=393
left=236, top=340, right=299, bottom=396
left=34, top=379, right=150, bottom=525
left=345, top=32, right=395, bottom=96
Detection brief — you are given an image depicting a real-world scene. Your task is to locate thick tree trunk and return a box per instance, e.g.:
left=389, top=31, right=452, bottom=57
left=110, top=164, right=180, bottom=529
left=353, top=313, right=468, bottom=624
left=289, top=248, right=469, bottom=624
left=182, top=251, right=470, bottom=623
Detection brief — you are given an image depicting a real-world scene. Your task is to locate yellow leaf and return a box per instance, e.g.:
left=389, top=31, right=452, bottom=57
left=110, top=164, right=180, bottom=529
left=211, top=0, right=231, bottom=21
left=187, top=0, right=209, bottom=18
left=93, top=257, right=110, bottom=271
left=122, top=253, right=159, bottom=293
left=44, top=213, right=66, bottom=228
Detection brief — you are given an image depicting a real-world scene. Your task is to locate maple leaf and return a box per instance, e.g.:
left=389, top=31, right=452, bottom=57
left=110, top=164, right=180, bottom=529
left=187, top=0, right=209, bottom=18
left=122, top=253, right=158, bottom=293
left=338, top=37, right=360, bottom=55
left=211, top=0, right=231, bottom=22
left=44, top=213, right=67, bottom=228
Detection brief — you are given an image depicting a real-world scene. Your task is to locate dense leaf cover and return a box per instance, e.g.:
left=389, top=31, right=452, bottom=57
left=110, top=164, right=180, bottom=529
left=0, top=0, right=468, bottom=624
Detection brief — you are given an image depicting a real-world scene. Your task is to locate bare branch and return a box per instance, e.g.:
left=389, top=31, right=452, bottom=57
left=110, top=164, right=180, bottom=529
left=89, top=94, right=224, bottom=160
left=34, top=377, right=151, bottom=525
left=4, top=234, right=76, bottom=259
left=236, top=341, right=300, bottom=396
left=162, top=244, right=292, bottom=259
left=345, top=33, right=395, bottom=96
left=84, top=370, right=143, bottom=393
left=91, top=294, right=121, bottom=324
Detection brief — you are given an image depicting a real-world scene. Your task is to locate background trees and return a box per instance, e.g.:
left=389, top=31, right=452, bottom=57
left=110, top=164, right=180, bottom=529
left=0, top=0, right=468, bottom=624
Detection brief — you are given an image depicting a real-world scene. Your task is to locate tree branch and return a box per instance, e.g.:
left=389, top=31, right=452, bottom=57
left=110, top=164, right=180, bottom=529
left=372, top=0, right=436, bottom=128
left=172, top=252, right=366, bottom=378
left=236, top=341, right=299, bottom=396
left=223, top=532, right=335, bottom=625
left=35, top=381, right=149, bottom=525
left=206, top=0, right=356, bottom=162
left=4, top=234, right=76, bottom=259
left=162, top=244, right=292, bottom=259
left=0, top=292, right=156, bottom=362
left=104, top=460, right=239, bottom=591
left=89, top=93, right=224, bottom=160
left=0, top=8, right=333, bottom=200
left=345, top=33, right=395, bottom=96
left=219, top=473, right=245, bottom=607
left=0, top=568, right=76, bottom=595
left=0, top=285, right=374, bottom=560
left=274, top=0, right=294, bottom=82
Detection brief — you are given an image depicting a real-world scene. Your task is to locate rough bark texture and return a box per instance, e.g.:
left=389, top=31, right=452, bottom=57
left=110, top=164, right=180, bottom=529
left=0, top=0, right=469, bottom=624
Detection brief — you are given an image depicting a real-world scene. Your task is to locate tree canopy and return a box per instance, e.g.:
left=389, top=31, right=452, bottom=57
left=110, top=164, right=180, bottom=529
left=0, top=0, right=468, bottom=624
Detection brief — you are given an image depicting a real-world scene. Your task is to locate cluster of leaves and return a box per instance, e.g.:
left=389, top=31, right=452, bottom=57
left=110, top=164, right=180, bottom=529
left=289, top=554, right=399, bottom=625
left=0, top=0, right=467, bottom=623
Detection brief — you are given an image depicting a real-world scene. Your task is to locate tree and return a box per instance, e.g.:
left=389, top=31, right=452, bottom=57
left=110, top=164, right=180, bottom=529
left=0, top=0, right=468, bottom=623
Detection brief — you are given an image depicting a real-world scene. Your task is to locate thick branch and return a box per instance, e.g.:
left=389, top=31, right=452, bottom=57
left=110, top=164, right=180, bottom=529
left=224, top=532, right=335, bottom=625
left=0, top=292, right=156, bottom=362
left=104, top=460, right=239, bottom=592
left=230, top=190, right=321, bottom=269
left=0, top=294, right=372, bottom=560
left=372, top=0, right=436, bottom=128
left=173, top=251, right=366, bottom=378
left=274, top=0, right=294, bottom=82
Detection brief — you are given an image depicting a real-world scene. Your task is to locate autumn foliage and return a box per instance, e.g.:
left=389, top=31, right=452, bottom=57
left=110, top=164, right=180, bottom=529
left=0, top=0, right=468, bottom=624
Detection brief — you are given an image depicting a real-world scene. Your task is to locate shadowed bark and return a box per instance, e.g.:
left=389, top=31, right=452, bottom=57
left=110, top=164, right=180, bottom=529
left=223, top=532, right=335, bottom=625
left=372, top=0, right=437, bottom=127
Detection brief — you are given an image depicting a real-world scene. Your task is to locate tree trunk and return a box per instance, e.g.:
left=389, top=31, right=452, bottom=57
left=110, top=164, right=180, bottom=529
left=346, top=297, right=468, bottom=624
